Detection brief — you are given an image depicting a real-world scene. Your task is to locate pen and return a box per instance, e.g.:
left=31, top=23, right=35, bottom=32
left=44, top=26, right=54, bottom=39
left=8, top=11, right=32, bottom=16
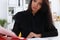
left=18, top=32, right=22, bottom=38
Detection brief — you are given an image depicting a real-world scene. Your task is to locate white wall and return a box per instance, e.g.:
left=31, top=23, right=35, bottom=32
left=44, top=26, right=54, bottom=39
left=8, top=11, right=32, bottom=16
left=0, top=0, right=7, bottom=19
left=8, top=0, right=18, bottom=7
left=50, top=0, right=60, bottom=16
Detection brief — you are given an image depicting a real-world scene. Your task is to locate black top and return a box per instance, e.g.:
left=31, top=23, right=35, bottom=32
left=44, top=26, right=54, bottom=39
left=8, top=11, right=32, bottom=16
left=12, top=10, right=58, bottom=38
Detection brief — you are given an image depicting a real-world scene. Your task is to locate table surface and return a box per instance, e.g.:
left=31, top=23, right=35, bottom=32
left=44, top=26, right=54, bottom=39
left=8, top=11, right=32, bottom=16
left=0, top=36, right=49, bottom=40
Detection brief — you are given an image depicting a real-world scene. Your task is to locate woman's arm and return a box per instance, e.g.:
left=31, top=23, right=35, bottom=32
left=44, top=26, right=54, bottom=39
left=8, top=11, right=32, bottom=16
left=12, top=12, right=22, bottom=36
left=12, top=21, right=21, bottom=36
left=42, top=24, right=58, bottom=38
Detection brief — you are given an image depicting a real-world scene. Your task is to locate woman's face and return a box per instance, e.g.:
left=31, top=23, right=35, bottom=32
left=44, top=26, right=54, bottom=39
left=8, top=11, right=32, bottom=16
left=31, top=0, right=42, bottom=13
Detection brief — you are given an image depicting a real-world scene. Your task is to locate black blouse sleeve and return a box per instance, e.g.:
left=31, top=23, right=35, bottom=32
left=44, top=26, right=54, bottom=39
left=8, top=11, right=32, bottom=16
left=12, top=12, right=22, bottom=36
left=42, top=24, right=58, bottom=38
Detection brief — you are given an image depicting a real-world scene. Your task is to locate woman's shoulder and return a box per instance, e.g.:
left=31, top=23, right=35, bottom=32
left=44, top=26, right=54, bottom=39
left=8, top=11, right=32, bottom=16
left=13, top=10, right=27, bottom=20
left=16, top=10, right=27, bottom=15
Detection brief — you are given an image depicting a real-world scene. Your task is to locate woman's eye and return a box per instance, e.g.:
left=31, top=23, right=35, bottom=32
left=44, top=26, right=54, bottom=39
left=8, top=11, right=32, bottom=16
left=34, top=0, right=36, bottom=2
left=39, top=3, right=42, bottom=5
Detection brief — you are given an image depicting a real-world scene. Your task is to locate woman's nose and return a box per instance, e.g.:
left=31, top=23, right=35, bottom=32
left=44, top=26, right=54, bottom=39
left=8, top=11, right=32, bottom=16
left=34, top=3, right=38, bottom=7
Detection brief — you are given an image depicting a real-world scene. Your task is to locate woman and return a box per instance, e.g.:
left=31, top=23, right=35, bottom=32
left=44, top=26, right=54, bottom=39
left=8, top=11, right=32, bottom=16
left=12, top=0, right=58, bottom=38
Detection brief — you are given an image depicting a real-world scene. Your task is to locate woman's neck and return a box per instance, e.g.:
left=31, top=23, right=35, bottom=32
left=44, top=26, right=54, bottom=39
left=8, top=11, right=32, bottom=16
left=32, top=11, right=37, bottom=16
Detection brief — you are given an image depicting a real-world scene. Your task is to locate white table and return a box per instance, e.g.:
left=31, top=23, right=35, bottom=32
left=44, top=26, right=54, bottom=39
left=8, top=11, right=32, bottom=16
left=27, top=38, right=49, bottom=40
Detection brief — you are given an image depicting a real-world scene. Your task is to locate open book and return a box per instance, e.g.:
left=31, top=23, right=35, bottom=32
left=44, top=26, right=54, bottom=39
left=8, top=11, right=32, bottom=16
left=0, top=26, right=17, bottom=38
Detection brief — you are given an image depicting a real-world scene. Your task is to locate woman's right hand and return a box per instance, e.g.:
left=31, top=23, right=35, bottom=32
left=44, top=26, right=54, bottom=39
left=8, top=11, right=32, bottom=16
left=27, top=32, right=42, bottom=38
left=27, top=32, right=36, bottom=38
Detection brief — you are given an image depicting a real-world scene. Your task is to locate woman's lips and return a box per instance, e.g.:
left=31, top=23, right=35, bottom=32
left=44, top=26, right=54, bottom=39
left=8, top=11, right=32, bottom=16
left=33, top=7, right=37, bottom=9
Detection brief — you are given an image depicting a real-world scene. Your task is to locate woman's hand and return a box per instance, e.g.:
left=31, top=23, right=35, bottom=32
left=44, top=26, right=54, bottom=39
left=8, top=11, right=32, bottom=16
left=34, top=34, right=42, bottom=38
left=27, top=32, right=36, bottom=38
left=27, top=32, right=42, bottom=38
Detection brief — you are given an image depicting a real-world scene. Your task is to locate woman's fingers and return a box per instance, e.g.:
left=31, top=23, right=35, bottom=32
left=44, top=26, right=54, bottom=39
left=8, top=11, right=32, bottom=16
left=27, top=32, right=42, bottom=38
left=34, top=34, right=42, bottom=38
left=27, top=32, right=35, bottom=38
